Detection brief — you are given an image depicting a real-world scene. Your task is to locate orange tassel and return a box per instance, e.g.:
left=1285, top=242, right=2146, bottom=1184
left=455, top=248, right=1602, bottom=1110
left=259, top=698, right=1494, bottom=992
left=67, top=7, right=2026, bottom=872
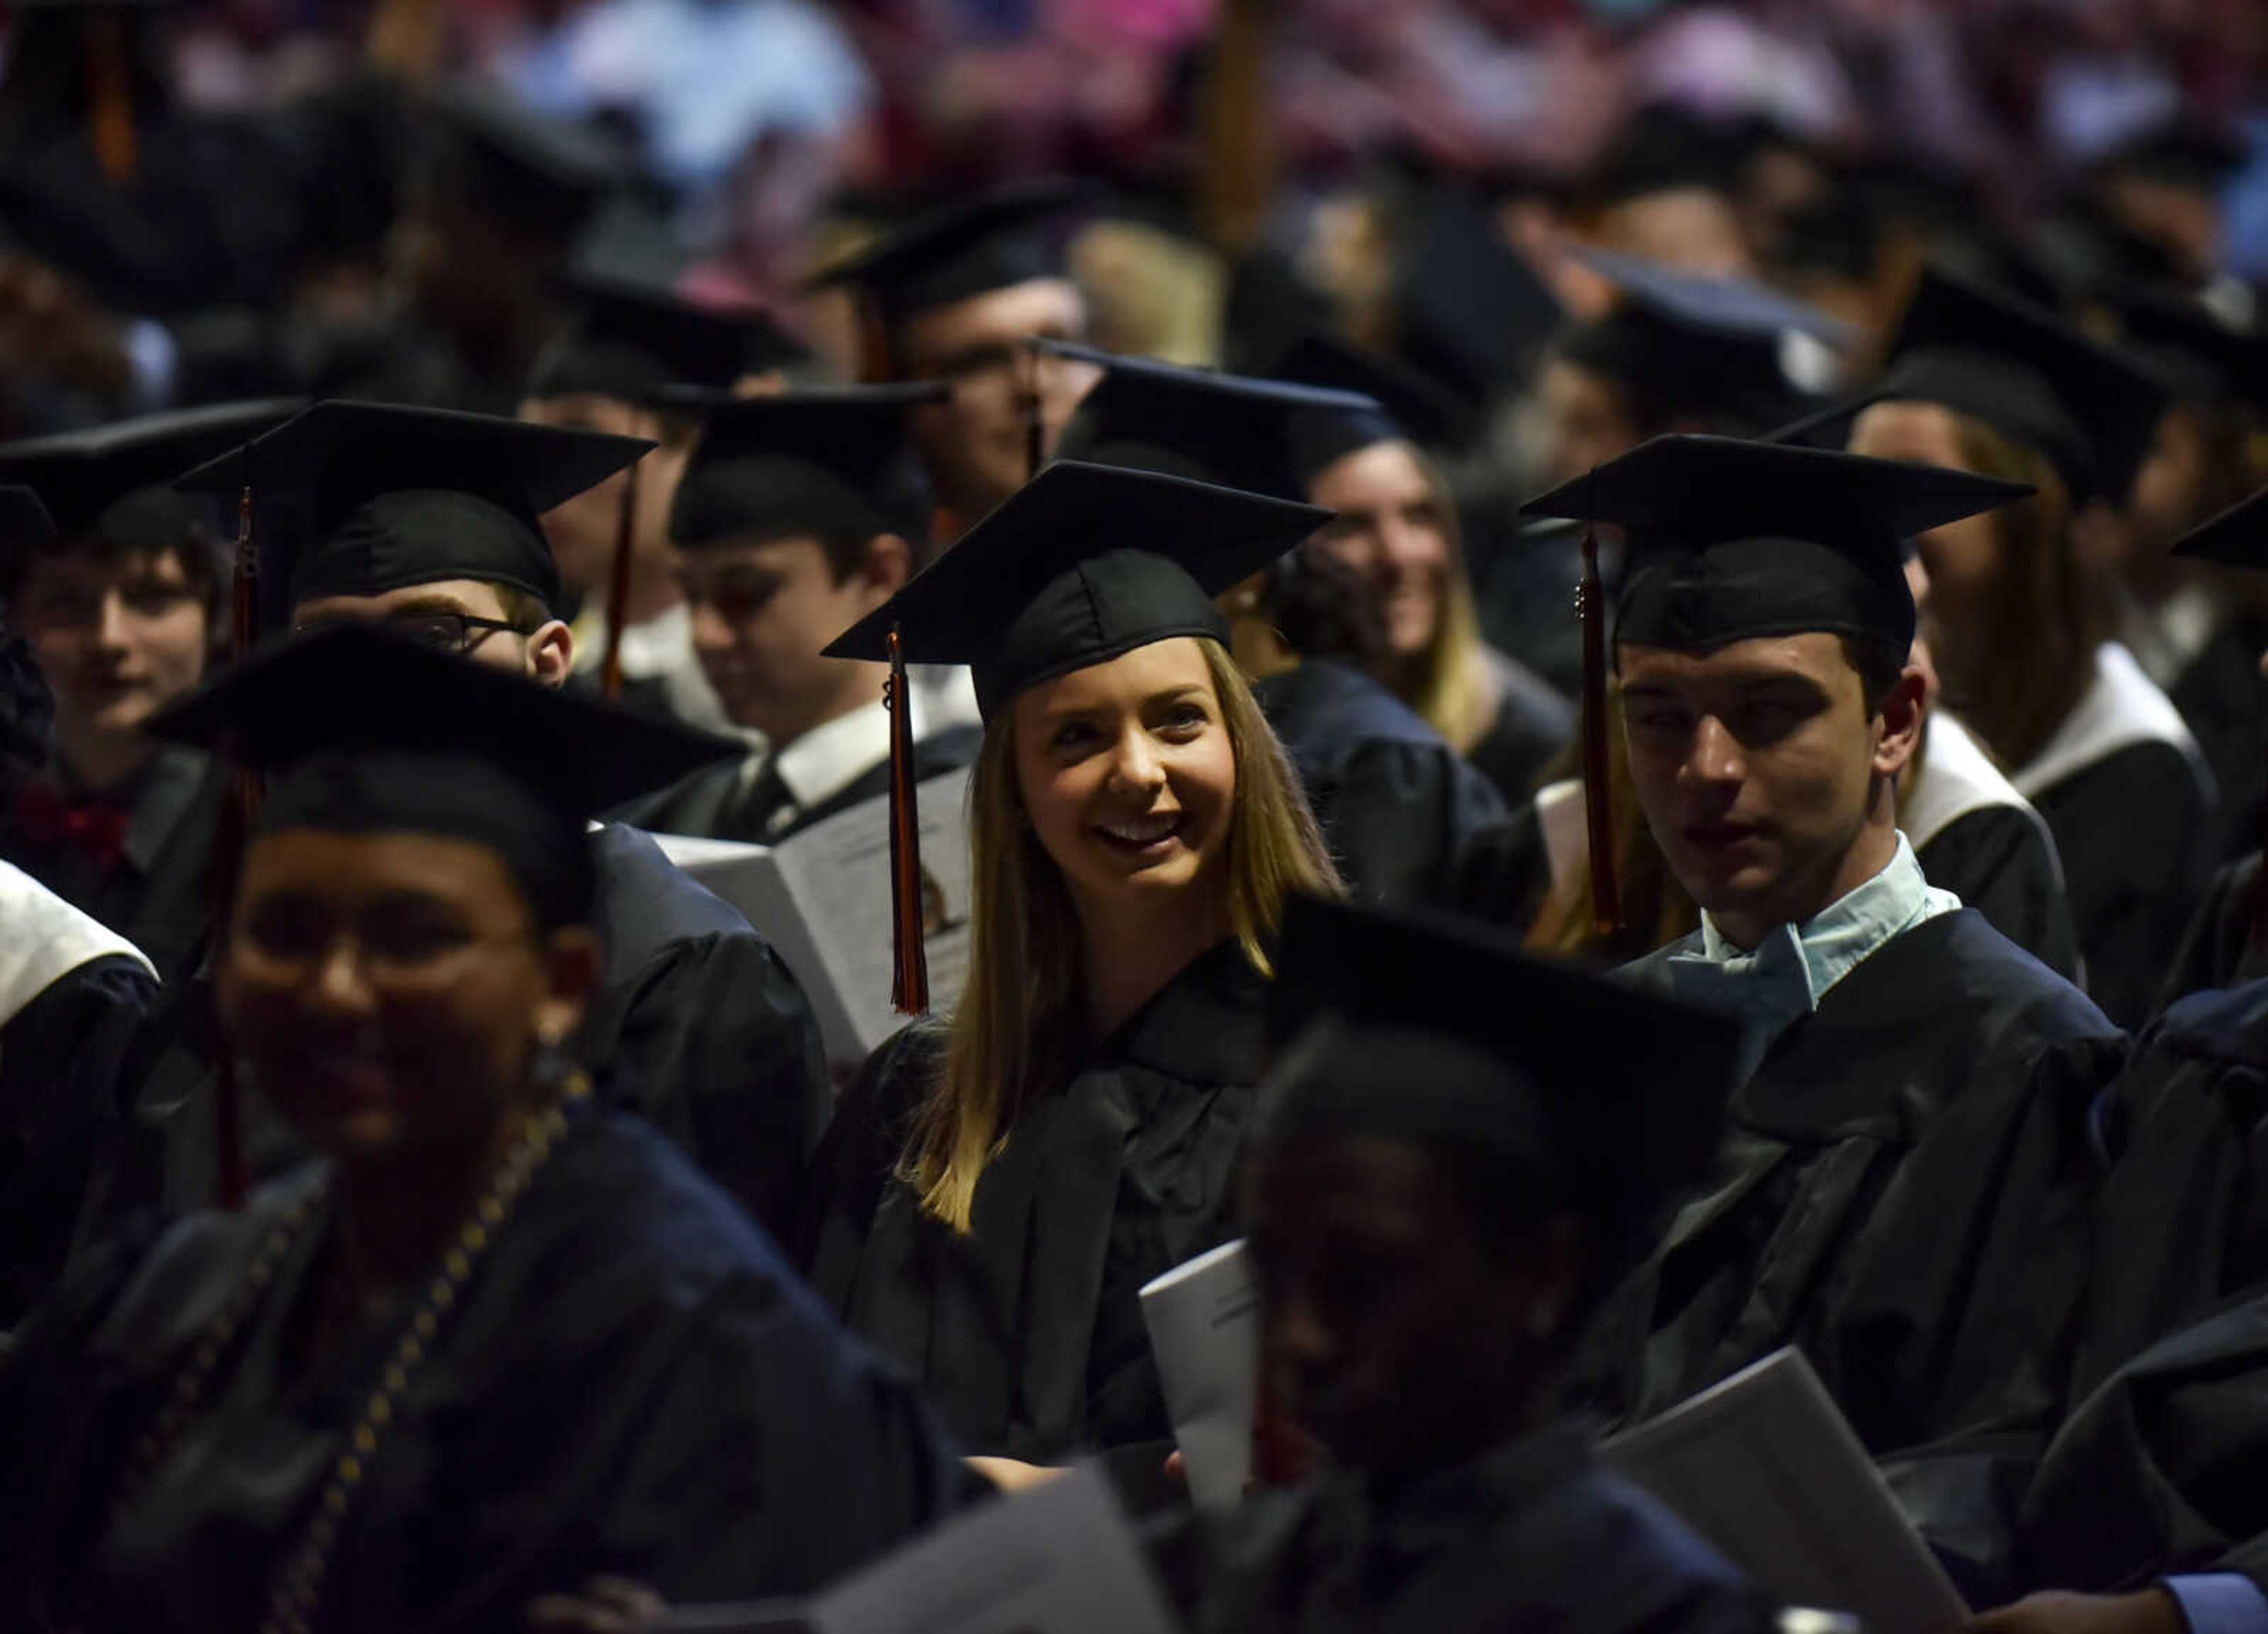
left=598, top=461, right=640, bottom=700
left=1579, top=523, right=1622, bottom=942
left=885, top=626, right=930, bottom=1015
left=87, top=11, right=138, bottom=186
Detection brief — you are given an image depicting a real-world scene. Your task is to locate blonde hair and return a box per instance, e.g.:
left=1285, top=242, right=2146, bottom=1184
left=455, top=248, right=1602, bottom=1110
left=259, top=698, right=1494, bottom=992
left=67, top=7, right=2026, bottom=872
left=905, top=638, right=1341, bottom=1230
left=1387, top=445, right=1497, bottom=756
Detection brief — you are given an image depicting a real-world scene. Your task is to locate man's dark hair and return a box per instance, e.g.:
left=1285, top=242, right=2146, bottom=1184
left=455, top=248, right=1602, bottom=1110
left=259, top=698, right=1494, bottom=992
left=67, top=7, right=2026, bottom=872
left=1, top=513, right=223, bottom=611
left=1839, top=632, right=1908, bottom=714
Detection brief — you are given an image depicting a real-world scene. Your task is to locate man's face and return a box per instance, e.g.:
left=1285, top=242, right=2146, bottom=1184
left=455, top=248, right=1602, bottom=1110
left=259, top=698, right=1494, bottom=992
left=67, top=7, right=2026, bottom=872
left=1539, top=355, right=1643, bottom=490
left=15, top=547, right=210, bottom=744
left=682, top=534, right=898, bottom=746
left=1246, top=1133, right=1560, bottom=1483
left=1618, top=632, right=1893, bottom=934
left=292, top=580, right=569, bottom=684
left=896, top=278, right=1100, bottom=523
left=519, top=394, right=683, bottom=603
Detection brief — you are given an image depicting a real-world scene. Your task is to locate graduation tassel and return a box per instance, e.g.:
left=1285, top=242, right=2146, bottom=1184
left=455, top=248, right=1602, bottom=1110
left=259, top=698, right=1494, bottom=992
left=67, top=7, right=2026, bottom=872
left=210, top=477, right=263, bottom=1211
left=884, top=626, right=930, bottom=1015
left=87, top=8, right=139, bottom=186
left=597, top=459, right=641, bottom=700
left=1578, top=520, right=1622, bottom=943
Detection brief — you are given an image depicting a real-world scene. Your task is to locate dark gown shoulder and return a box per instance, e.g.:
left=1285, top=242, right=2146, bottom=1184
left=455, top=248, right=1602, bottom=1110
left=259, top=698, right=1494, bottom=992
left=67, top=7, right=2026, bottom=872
left=580, top=823, right=833, bottom=1240
left=800, top=942, right=1270, bottom=1463
left=0, top=954, right=158, bottom=1328
left=2160, top=852, right=2266, bottom=1012
left=2029, top=739, right=2218, bottom=1027
left=1184, top=1424, right=1775, bottom=1634
left=1596, top=912, right=2123, bottom=1459
left=1916, top=804, right=2081, bottom=981
left=1254, top=662, right=1508, bottom=909
left=2169, top=611, right=2268, bottom=861
left=1465, top=648, right=1576, bottom=807
left=0, top=1114, right=969, bottom=1634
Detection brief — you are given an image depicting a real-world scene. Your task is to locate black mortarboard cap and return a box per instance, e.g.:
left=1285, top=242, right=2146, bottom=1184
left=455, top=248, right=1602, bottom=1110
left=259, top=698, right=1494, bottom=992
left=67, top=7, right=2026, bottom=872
left=0, top=487, right=56, bottom=550
left=2093, top=119, right=2250, bottom=191
left=174, top=400, right=650, bottom=615
left=414, top=82, right=633, bottom=243
left=1520, top=434, right=2034, bottom=653
left=1260, top=893, right=1746, bottom=1286
left=1579, top=103, right=1742, bottom=211
left=667, top=383, right=947, bottom=549
left=526, top=275, right=807, bottom=402
left=1389, top=182, right=1563, bottom=412
left=825, top=459, right=1330, bottom=719
left=2110, top=287, right=2268, bottom=413
left=1272, top=332, right=1467, bottom=477
left=0, top=399, right=301, bottom=543
left=1046, top=341, right=1381, bottom=499
left=808, top=177, right=1084, bottom=325
left=2172, top=482, right=2268, bottom=572
left=1774, top=265, right=2172, bottom=504
left=145, top=622, right=736, bottom=927
left=1556, top=247, right=1848, bottom=431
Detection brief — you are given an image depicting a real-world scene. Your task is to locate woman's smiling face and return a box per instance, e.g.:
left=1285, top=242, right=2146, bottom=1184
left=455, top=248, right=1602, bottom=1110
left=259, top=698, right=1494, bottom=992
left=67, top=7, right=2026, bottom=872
left=1008, top=637, right=1239, bottom=917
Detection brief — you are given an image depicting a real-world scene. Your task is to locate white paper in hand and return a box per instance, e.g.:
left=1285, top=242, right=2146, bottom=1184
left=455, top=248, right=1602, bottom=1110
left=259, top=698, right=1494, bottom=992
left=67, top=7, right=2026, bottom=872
left=810, top=1464, right=1182, bottom=1634
left=1601, top=1347, right=1969, bottom=1634
left=650, top=767, right=973, bottom=1068
left=1139, top=1239, right=1260, bottom=1510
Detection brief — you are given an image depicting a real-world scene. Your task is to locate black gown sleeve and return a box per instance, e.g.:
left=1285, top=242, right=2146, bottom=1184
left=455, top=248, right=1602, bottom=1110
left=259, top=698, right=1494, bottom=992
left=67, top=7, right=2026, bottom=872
left=2035, top=743, right=2220, bottom=1028
left=2158, top=854, right=2266, bottom=1013
left=1917, top=806, right=2083, bottom=981
left=1309, top=735, right=1509, bottom=909
left=0, top=955, right=158, bottom=1328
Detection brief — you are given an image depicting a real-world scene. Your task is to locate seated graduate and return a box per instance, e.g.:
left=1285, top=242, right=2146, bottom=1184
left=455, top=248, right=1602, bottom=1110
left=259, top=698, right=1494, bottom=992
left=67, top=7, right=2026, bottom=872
left=0, top=401, right=299, bottom=983
left=128, top=401, right=833, bottom=1241
left=1837, top=265, right=2215, bottom=1026
left=0, top=488, right=158, bottom=1329
left=1045, top=343, right=1517, bottom=908
left=1180, top=893, right=1774, bottom=1634
left=620, top=384, right=985, bottom=844
left=795, top=460, right=1343, bottom=1466
left=1524, top=435, right=2126, bottom=1459
left=519, top=269, right=809, bottom=732
left=2158, top=485, right=2268, bottom=1001
left=0, top=624, right=970, bottom=1634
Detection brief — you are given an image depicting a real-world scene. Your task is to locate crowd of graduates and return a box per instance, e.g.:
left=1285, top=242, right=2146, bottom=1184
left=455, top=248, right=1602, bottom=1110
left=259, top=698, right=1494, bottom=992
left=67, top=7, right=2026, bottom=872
left=4, top=2, right=2268, bottom=1632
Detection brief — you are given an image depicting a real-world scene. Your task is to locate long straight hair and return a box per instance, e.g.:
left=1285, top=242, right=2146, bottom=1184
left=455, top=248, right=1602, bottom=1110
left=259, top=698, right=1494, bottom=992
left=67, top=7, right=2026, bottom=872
left=1937, top=416, right=2102, bottom=772
left=904, top=638, right=1341, bottom=1231
left=1386, top=442, right=1497, bottom=755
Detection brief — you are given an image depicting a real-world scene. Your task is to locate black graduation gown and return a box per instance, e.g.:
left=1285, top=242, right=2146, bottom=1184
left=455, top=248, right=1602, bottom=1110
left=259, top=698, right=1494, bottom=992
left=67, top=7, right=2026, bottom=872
left=620, top=726, right=984, bottom=847
left=1253, top=661, right=1508, bottom=909
left=0, top=953, right=154, bottom=1329
left=0, top=1112, right=973, bottom=1634
left=2160, top=853, right=2266, bottom=1007
left=0, top=746, right=227, bottom=986
left=86, top=824, right=833, bottom=1245
left=796, top=938, right=1269, bottom=1464
left=1915, top=807, right=2081, bottom=982
left=2168, top=609, right=2268, bottom=862
left=1177, top=1421, right=1777, bottom=1634
left=1464, top=647, right=1577, bottom=807
left=1584, top=911, right=2126, bottom=1459
left=2010, top=1287, right=2268, bottom=1603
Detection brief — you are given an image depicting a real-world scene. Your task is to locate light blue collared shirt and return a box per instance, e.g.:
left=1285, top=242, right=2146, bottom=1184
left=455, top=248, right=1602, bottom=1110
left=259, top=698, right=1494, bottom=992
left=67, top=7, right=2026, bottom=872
left=1663, top=834, right=1961, bottom=1067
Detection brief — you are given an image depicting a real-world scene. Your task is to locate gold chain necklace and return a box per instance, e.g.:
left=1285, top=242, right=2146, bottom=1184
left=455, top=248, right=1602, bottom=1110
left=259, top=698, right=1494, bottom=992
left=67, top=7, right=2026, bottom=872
left=96, top=1071, right=594, bottom=1634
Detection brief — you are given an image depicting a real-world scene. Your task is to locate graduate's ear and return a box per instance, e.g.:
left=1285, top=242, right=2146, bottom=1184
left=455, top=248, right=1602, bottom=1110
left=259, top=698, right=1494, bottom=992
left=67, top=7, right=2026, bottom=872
left=1870, top=664, right=1928, bottom=781
left=534, top=924, right=604, bottom=1045
left=525, top=619, right=576, bottom=687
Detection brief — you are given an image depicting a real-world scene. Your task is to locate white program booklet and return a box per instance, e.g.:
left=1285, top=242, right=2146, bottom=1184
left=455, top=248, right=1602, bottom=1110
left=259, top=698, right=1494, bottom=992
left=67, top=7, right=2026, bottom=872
left=812, top=1463, right=1182, bottom=1634
left=1139, top=1238, right=1262, bottom=1511
left=1601, top=1348, right=1969, bottom=1634
left=651, top=767, right=974, bottom=1068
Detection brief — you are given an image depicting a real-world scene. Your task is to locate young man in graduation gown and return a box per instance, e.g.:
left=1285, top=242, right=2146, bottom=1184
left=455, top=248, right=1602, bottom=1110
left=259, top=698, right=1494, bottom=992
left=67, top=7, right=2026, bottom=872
left=1044, top=344, right=1520, bottom=909
left=0, top=401, right=298, bottom=984
left=1174, top=895, right=1775, bottom=1634
left=810, top=180, right=1102, bottom=547
left=620, top=385, right=984, bottom=844
left=519, top=273, right=807, bottom=732
left=122, top=400, right=834, bottom=1242
left=0, top=488, right=159, bottom=1328
left=1530, top=436, right=2126, bottom=1460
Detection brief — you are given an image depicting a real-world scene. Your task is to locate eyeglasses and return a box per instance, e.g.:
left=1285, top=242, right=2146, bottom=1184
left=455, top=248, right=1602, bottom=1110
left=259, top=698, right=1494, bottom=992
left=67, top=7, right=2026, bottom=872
left=295, top=611, right=531, bottom=655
